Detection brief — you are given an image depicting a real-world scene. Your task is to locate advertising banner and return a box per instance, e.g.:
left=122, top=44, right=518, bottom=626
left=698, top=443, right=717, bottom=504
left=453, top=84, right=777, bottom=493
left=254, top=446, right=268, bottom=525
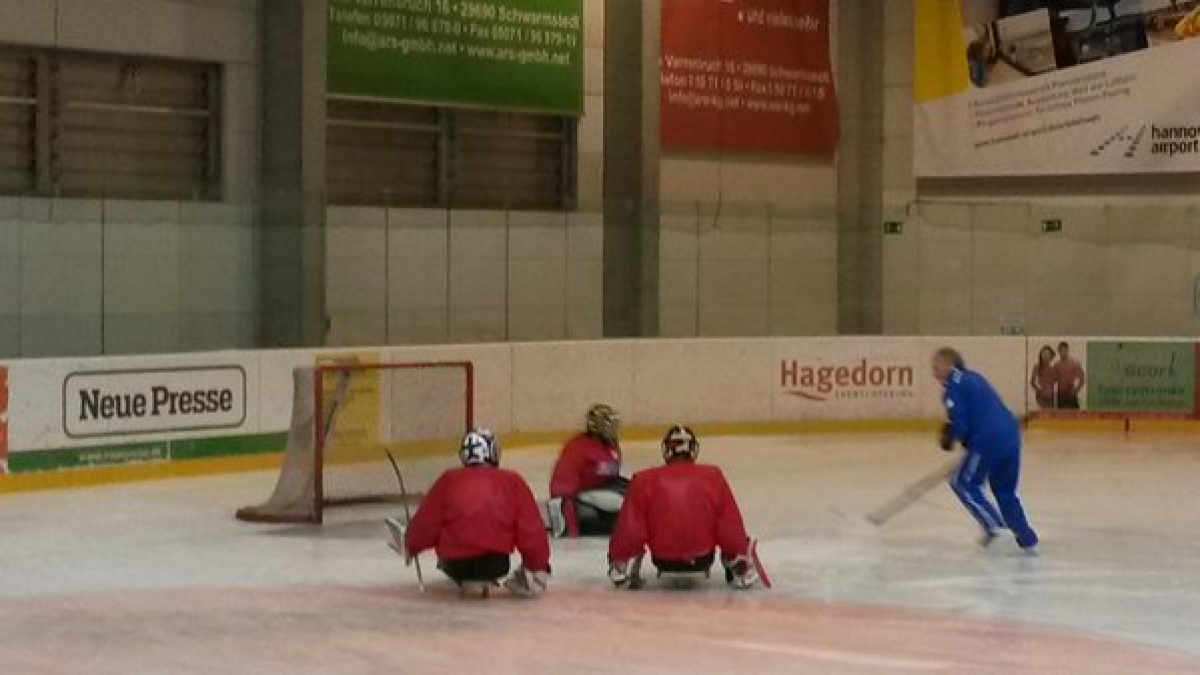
left=773, top=340, right=925, bottom=419
left=1025, top=338, right=1200, bottom=417
left=770, top=337, right=1027, bottom=421
left=915, top=0, right=1200, bottom=176
left=2, top=353, right=271, bottom=472
left=1086, top=341, right=1195, bottom=413
left=327, top=0, right=584, bottom=114
left=63, top=367, right=247, bottom=438
left=660, top=0, right=839, bottom=155
left=1025, top=338, right=1089, bottom=412
left=316, top=352, right=382, bottom=461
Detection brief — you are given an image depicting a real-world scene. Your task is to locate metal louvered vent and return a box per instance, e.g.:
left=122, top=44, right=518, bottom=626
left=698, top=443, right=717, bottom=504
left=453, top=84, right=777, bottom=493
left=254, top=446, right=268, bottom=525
left=0, top=51, right=37, bottom=195
left=326, top=98, right=576, bottom=210
left=0, top=46, right=221, bottom=200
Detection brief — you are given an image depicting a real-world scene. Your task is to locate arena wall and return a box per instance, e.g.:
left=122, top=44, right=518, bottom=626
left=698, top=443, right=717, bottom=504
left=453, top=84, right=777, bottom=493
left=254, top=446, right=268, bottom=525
left=0, top=0, right=260, bottom=357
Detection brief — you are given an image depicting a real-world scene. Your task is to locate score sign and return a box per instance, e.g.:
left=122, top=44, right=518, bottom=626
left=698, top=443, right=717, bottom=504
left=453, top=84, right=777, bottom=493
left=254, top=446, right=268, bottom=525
left=328, top=0, right=584, bottom=115
left=661, top=0, right=838, bottom=155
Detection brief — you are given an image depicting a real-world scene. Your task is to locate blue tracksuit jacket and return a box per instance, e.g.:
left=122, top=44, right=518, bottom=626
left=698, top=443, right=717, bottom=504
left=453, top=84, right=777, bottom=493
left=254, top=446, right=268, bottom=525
left=943, top=368, right=1020, bottom=454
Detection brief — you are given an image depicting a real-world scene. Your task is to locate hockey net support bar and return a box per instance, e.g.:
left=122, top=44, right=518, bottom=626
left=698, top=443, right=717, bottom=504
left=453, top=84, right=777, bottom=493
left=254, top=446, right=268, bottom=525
left=237, top=360, right=474, bottom=524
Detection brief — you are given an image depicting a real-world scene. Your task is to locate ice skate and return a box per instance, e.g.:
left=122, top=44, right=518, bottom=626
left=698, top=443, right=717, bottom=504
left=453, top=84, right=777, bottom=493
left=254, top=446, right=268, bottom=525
left=723, top=558, right=758, bottom=590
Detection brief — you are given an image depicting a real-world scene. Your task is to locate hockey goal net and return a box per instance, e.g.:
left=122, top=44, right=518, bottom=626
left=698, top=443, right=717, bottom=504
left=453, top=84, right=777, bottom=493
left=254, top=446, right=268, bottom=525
left=236, top=361, right=474, bottom=523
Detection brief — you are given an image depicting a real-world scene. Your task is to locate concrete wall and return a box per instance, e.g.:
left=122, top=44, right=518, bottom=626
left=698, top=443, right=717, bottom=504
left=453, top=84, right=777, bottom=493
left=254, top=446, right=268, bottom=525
left=13, top=0, right=1192, bottom=358
left=880, top=2, right=1200, bottom=337
left=0, top=0, right=260, bottom=358
left=2, top=0, right=850, bottom=356
left=325, top=208, right=604, bottom=345
left=657, top=202, right=838, bottom=338
left=0, top=198, right=257, bottom=357
left=324, top=0, right=848, bottom=344
left=323, top=0, right=607, bottom=346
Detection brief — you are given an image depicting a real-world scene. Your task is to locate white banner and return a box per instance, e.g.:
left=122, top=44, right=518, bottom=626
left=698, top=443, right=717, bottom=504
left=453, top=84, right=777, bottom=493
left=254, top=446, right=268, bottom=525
left=63, top=367, right=247, bottom=438
left=914, top=1, right=1200, bottom=177
left=771, top=339, right=926, bottom=420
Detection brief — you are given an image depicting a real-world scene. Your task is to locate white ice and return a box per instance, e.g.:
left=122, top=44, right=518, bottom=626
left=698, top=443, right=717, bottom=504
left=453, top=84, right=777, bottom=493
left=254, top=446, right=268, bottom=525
left=2, top=430, right=1200, bottom=674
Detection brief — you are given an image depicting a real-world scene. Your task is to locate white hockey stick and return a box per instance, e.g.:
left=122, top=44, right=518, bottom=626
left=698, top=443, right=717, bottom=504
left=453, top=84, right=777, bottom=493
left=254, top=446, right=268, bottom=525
left=385, top=450, right=425, bottom=592
left=865, top=458, right=960, bottom=526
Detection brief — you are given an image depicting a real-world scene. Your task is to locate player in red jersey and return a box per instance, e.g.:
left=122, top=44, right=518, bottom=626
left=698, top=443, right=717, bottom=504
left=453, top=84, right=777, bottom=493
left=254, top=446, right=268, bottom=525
left=391, top=429, right=551, bottom=597
left=545, top=404, right=628, bottom=537
left=607, top=426, right=759, bottom=590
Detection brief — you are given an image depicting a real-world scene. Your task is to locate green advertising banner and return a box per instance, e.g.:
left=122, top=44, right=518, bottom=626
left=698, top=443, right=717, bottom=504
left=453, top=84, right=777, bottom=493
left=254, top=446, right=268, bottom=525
left=328, top=0, right=584, bottom=115
left=1086, top=341, right=1196, bottom=413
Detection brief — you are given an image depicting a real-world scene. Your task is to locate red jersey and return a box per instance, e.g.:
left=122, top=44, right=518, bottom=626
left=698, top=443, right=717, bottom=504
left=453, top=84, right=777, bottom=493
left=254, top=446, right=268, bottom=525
left=405, top=465, right=550, bottom=573
left=608, top=460, right=750, bottom=564
left=549, top=433, right=622, bottom=536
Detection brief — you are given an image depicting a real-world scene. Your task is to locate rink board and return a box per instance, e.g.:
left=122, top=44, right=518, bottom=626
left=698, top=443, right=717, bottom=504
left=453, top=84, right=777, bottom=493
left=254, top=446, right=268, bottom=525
left=1, top=335, right=1196, bottom=485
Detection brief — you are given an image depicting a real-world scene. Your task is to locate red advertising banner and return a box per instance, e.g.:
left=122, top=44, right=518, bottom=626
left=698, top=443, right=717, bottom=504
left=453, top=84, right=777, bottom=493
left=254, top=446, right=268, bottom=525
left=661, top=0, right=838, bottom=155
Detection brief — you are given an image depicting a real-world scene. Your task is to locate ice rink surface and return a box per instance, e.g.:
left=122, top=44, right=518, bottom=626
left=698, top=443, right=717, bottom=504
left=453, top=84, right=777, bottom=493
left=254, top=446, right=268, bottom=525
left=3, top=430, right=1200, bottom=674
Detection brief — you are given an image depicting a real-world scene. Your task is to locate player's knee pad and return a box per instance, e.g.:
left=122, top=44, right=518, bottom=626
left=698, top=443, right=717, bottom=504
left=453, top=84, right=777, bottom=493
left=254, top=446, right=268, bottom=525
left=577, top=488, right=624, bottom=514
left=575, top=502, right=620, bottom=537
left=575, top=502, right=598, bottom=520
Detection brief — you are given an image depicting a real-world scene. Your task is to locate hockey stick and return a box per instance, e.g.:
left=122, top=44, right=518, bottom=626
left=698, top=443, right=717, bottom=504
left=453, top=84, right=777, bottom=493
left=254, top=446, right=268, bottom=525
left=748, top=539, right=772, bottom=589
left=627, top=553, right=645, bottom=590
left=865, top=458, right=960, bottom=526
left=385, top=450, right=425, bottom=593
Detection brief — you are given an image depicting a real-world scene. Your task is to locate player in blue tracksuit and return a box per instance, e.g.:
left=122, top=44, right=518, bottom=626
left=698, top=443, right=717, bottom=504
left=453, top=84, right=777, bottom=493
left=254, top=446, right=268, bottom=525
left=932, top=348, right=1039, bottom=553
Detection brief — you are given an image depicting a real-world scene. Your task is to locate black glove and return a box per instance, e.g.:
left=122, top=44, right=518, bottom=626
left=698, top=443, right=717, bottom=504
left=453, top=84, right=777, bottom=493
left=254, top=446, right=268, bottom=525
left=938, top=422, right=955, bottom=452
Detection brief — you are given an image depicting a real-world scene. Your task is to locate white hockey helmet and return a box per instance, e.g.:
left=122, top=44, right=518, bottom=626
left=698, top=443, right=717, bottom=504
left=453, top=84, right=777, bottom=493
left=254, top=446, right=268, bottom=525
left=661, top=425, right=699, bottom=462
left=460, top=428, right=500, bottom=467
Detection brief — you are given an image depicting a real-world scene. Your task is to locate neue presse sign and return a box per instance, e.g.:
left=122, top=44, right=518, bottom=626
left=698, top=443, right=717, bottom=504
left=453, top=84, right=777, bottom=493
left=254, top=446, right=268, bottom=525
left=63, top=367, right=247, bottom=438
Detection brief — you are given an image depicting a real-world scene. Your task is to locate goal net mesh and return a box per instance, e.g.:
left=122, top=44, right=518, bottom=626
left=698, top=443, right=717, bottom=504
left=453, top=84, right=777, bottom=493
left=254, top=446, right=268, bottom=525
left=236, top=361, right=473, bottom=523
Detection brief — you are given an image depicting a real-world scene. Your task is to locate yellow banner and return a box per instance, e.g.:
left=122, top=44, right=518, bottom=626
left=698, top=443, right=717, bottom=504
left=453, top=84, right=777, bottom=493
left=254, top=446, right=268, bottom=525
left=316, top=352, right=381, bottom=465
left=914, top=0, right=969, bottom=103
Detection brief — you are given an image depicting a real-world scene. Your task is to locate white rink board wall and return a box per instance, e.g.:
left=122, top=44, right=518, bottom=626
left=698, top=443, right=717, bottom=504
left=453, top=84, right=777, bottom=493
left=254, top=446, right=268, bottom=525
left=0, top=337, right=1028, bottom=474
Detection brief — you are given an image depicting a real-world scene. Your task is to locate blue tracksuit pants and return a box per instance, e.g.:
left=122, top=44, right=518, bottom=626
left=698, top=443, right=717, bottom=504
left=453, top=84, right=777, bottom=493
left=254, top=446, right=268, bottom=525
left=950, top=448, right=1038, bottom=549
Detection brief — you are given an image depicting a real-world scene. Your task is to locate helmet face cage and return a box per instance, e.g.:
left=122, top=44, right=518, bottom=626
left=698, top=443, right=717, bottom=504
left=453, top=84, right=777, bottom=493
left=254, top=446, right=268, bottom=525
left=460, top=429, right=500, bottom=467
left=586, top=404, right=621, bottom=445
left=661, top=425, right=699, bottom=462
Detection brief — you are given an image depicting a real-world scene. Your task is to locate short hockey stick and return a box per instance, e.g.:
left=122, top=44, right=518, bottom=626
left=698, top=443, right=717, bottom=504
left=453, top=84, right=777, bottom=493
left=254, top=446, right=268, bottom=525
left=748, top=539, right=772, bottom=589
left=385, top=450, right=425, bottom=593
left=865, top=458, right=960, bottom=526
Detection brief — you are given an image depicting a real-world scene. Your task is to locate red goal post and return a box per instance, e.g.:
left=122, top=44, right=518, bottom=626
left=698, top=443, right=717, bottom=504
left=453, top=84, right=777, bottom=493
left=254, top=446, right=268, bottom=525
left=237, top=360, right=474, bottom=524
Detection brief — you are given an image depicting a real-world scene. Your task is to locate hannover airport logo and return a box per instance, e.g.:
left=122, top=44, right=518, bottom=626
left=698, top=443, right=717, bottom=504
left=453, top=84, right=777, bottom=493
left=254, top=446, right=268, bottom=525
left=1090, top=124, right=1146, bottom=159
left=780, top=359, right=915, bottom=403
left=1091, top=124, right=1200, bottom=160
